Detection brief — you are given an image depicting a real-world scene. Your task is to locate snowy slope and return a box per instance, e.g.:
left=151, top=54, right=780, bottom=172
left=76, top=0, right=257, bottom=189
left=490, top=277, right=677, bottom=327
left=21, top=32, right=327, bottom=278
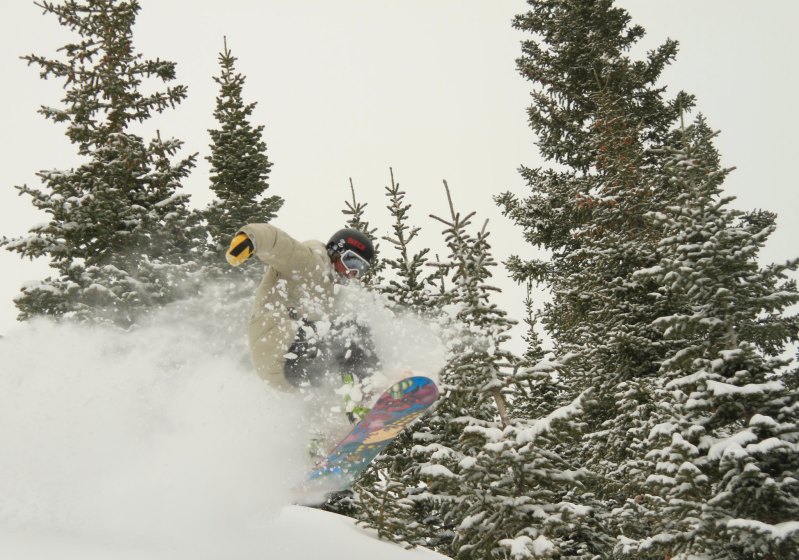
left=0, top=283, right=448, bottom=559
left=0, top=506, right=448, bottom=560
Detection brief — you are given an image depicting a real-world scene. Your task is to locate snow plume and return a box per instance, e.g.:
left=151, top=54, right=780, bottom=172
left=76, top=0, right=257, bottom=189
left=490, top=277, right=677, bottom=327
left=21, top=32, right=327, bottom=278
left=0, top=283, right=311, bottom=559
left=333, top=282, right=449, bottom=386
left=0, top=280, right=451, bottom=559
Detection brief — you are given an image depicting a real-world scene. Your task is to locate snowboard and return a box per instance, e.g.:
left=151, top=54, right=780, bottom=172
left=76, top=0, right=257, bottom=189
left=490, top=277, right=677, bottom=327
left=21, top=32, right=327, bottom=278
left=300, top=376, right=439, bottom=502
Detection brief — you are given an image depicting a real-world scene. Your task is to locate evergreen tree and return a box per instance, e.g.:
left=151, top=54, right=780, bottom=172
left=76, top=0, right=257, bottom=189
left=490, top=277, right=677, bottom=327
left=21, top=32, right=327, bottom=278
left=617, top=118, right=799, bottom=559
left=411, top=184, right=516, bottom=554
left=204, top=37, right=282, bottom=264
left=428, top=183, right=605, bottom=559
left=2, top=0, right=198, bottom=326
left=496, top=0, right=698, bottom=552
left=359, top=183, right=587, bottom=558
left=379, top=168, right=437, bottom=311
left=351, top=172, right=448, bottom=544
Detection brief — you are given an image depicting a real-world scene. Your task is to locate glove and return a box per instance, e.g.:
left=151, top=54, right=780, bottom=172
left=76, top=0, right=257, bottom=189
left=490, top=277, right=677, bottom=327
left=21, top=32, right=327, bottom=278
left=226, top=232, right=255, bottom=266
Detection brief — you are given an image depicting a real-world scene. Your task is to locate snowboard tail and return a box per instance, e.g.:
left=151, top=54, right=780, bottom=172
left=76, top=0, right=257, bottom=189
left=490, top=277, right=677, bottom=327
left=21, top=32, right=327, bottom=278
left=302, top=376, right=439, bottom=501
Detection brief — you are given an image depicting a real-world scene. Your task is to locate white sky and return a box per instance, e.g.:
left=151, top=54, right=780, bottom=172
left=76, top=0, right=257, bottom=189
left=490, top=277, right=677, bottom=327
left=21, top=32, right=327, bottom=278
left=1, top=0, right=797, bottom=344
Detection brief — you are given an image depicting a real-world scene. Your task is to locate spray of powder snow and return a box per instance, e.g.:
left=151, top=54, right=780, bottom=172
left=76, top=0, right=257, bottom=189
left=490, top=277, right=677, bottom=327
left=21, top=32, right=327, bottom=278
left=0, top=280, right=448, bottom=559
left=0, top=283, right=307, bottom=558
left=261, top=282, right=450, bottom=455
left=326, top=283, right=448, bottom=407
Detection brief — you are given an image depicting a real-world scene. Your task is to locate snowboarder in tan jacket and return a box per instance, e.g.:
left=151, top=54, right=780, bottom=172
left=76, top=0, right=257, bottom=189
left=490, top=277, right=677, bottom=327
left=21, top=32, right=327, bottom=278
left=225, top=223, right=377, bottom=392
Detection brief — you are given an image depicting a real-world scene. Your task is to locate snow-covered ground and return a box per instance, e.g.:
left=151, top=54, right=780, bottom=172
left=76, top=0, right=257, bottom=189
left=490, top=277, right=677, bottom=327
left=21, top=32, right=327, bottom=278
left=0, top=283, right=448, bottom=559
left=0, top=506, right=448, bottom=560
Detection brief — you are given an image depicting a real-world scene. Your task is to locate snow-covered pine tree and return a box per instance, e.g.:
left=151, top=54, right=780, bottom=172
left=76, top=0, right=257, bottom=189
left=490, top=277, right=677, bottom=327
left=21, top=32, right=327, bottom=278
left=429, top=181, right=515, bottom=426
left=353, top=183, right=511, bottom=551
left=204, top=37, right=282, bottom=270
left=429, top=183, right=603, bottom=559
left=364, top=182, right=524, bottom=555
left=2, top=0, right=198, bottom=326
left=617, top=117, right=799, bottom=559
left=502, top=280, right=566, bottom=424
left=451, top=390, right=597, bottom=560
left=496, top=0, right=698, bottom=551
left=351, top=170, right=450, bottom=544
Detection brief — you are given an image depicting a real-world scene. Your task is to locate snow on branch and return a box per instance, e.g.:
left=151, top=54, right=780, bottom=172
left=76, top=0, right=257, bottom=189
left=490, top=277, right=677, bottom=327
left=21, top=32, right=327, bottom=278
left=516, top=391, right=587, bottom=444
left=726, top=519, right=799, bottom=542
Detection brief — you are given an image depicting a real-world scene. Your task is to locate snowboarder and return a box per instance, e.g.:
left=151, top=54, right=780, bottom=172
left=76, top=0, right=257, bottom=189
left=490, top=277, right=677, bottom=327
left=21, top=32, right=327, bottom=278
left=226, top=223, right=378, bottom=392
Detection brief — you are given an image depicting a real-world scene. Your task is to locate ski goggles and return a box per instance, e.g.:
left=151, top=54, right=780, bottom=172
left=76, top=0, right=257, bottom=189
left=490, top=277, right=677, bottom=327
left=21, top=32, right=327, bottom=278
left=334, top=250, right=370, bottom=279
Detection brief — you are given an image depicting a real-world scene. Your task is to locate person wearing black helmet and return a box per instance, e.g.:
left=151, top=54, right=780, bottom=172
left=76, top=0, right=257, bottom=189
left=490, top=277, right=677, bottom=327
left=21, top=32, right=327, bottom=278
left=326, top=228, right=375, bottom=281
left=226, top=223, right=378, bottom=392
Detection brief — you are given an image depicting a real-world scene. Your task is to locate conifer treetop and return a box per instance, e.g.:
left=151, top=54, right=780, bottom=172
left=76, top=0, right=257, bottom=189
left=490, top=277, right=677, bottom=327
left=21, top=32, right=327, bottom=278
left=204, top=35, right=281, bottom=255
left=26, top=0, right=187, bottom=155
left=3, top=0, right=199, bottom=325
left=513, top=0, right=693, bottom=171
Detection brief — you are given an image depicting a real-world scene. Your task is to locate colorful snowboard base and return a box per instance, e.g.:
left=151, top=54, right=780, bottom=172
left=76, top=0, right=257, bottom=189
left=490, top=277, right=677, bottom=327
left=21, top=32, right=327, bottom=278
left=296, top=376, right=439, bottom=505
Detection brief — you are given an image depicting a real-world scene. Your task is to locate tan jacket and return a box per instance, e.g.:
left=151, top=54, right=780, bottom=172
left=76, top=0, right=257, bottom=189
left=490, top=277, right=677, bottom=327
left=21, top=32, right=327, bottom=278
left=240, top=223, right=335, bottom=391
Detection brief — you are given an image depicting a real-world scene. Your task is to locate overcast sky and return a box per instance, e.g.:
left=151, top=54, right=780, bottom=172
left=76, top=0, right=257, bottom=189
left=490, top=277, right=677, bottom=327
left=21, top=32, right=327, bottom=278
left=1, top=0, right=797, bottom=343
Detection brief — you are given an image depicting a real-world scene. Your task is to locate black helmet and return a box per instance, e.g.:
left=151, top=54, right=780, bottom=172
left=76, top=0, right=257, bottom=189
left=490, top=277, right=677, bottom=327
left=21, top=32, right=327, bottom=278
left=326, top=228, right=374, bottom=262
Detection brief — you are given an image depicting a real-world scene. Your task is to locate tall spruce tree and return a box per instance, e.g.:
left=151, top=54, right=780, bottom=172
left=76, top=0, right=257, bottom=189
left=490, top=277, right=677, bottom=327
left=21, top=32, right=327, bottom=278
left=496, top=0, right=697, bottom=552
left=499, top=1, right=799, bottom=555
left=2, top=0, right=198, bottom=326
left=204, top=37, right=281, bottom=264
left=616, top=118, right=799, bottom=559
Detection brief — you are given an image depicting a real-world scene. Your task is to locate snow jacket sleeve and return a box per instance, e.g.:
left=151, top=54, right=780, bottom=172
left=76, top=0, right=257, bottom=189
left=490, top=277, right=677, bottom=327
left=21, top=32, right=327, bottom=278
left=239, top=223, right=325, bottom=275
left=238, top=223, right=334, bottom=392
